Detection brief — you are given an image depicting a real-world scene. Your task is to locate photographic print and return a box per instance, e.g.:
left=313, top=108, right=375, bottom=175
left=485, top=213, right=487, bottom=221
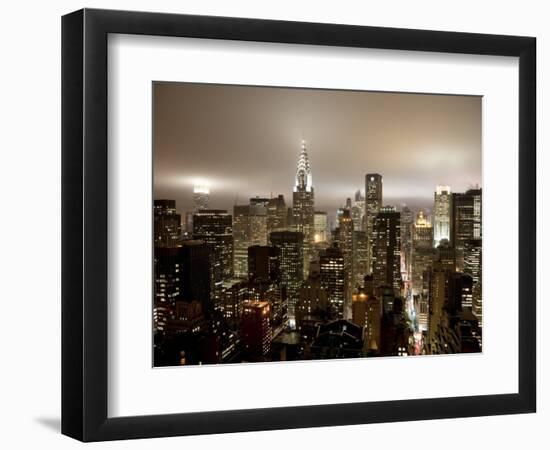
left=153, top=82, right=482, bottom=367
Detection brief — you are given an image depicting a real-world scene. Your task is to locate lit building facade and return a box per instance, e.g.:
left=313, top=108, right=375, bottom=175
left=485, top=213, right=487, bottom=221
left=266, top=194, right=287, bottom=235
left=193, top=184, right=210, bottom=212
left=433, top=185, right=452, bottom=247
left=241, top=301, right=271, bottom=361
left=319, top=245, right=346, bottom=319
left=154, top=199, right=181, bottom=247
left=451, top=189, right=482, bottom=271
left=365, top=173, right=383, bottom=273
left=411, top=210, right=435, bottom=296
left=314, top=211, right=328, bottom=243
left=269, top=231, right=304, bottom=322
left=193, top=209, right=234, bottom=309
left=292, top=140, right=315, bottom=277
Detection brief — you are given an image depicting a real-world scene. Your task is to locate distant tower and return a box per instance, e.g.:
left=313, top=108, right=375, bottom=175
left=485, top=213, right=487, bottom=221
left=193, top=184, right=210, bottom=212
left=411, top=210, right=435, bottom=296
left=433, top=186, right=452, bottom=247
left=292, top=140, right=315, bottom=277
left=338, top=209, right=354, bottom=319
left=365, top=174, right=383, bottom=273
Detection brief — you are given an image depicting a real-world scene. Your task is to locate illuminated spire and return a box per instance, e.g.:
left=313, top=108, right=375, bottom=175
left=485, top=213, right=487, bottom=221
left=294, top=140, right=313, bottom=192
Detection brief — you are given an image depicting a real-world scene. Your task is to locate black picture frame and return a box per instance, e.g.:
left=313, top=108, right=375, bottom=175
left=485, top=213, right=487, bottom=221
left=61, top=8, right=536, bottom=442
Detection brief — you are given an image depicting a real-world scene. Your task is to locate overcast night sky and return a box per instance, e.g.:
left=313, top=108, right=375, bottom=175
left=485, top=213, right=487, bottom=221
left=153, top=82, right=481, bottom=221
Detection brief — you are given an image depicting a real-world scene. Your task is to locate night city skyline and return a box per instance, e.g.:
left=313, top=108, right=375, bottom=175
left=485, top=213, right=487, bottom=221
left=153, top=82, right=483, bottom=367
left=154, top=83, right=481, bottom=219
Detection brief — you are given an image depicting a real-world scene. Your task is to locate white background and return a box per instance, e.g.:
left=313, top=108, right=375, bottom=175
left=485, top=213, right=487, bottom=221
left=0, top=0, right=546, bottom=448
left=109, top=35, right=518, bottom=417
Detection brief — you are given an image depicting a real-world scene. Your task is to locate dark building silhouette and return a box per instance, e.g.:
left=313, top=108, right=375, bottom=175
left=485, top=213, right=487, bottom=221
left=193, top=209, right=233, bottom=310
left=154, top=199, right=181, bottom=247
left=451, top=189, right=482, bottom=271
left=372, top=206, right=402, bottom=293
left=242, top=301, right=272, bottom=361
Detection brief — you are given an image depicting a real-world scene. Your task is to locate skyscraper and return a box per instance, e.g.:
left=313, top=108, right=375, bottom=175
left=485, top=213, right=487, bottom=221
left=232, top=205, right=252, bottom=278
left=193, top=184, right=210, bottom=212
left=319, top=245, right=346, bottom=319
left=464, top=238, right=482, bottom=326
left=365, top=174, right=383, bottom=273
left=400, top=206, right=414, bottom=281
left=247, top=245, right=281, bottom=282
left=232, top=201, right=268, bottom=278
left=451, top=189, right=482, bottom=271
left=266, top=194, right=287, bottom=235
left=292, top=140, right=315, bottom=277
left=154, top=199, right=181, bottom=247
left=193, top=209, right=234, bottom=309
left=372, top=206, right=402, bottom=293
left=269, top=231, right=304, bottom=323
left=433, top=185, right=452, bottom=248
left=353, top=230, right=369, bottom=288
left=411, top=210, right=435, bottom=296
left=241, top=301, right=272, bottom=361
left=339, top=209, right=354, bottom=317
left=313, top=211, right=328, bottom=243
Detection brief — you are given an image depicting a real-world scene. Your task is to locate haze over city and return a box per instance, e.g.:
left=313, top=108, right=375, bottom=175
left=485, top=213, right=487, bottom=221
left=153, top=82, right=481, bottom=219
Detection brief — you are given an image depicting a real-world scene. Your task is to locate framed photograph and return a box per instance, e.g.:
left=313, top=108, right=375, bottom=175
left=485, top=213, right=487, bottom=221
left=62, top=8, right=536, bottom=442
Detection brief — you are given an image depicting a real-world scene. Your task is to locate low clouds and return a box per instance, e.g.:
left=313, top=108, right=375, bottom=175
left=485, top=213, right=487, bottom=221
left=154, top=82, right=481, bottom=216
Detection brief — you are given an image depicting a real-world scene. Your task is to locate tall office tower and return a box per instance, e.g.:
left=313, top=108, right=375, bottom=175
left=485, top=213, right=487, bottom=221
left=427, top=260, right=448, bottom=352
left=351, top=204, right=364, bottom=232
left=221, top=279, right=248, bottom=324
left=266, top=194, right=287, bottom=235
left=436, top=238, right=455, bottom=271
left=339, top=209, right=354, bottom=318
left=313, top=211, right=328, bottom=243
left=193, top=209, right=233, bottom=310
left=193, top=184, right=210, bottom=212
left=232, top=202, right=268, bottom=278
left=433, top=185, right=452, bottom=247
left=248, top=245, right=285, bottom=332
left=179, top=240, right=212, bottom=309
left=232, top=205, right=251, bottom=278
left=247, top=245, right=281, bottom=282
left=241, top=301, right=272, bottom=361
left=352, top=190, right=365, bottom=232
left=400, top=206, right=414, bottom=281
left=184, top=211, right=194, bottom=234
left=153, top=246, right=182, bottom=335
left=353, top=230, right=369, bottom=288
left=411, top=210, right=435, bottom=296
left=451, top=188, right=482, bottom=271
left=372, top=206, right=402, bottom=293
left=269, top=231, right=304, bottom=323
left=365, top=174, right=383, bottom=273
left=319, top=245, right=346, bottom=319
left=292, top=140, right=315, bottom=277
left=464, top=238, right=482, bottom=326
left=248, top=200, right=268, bottom=246
left=448, top=272, right=473, bottom=312
left=154, top=199, right=181, bottom=247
